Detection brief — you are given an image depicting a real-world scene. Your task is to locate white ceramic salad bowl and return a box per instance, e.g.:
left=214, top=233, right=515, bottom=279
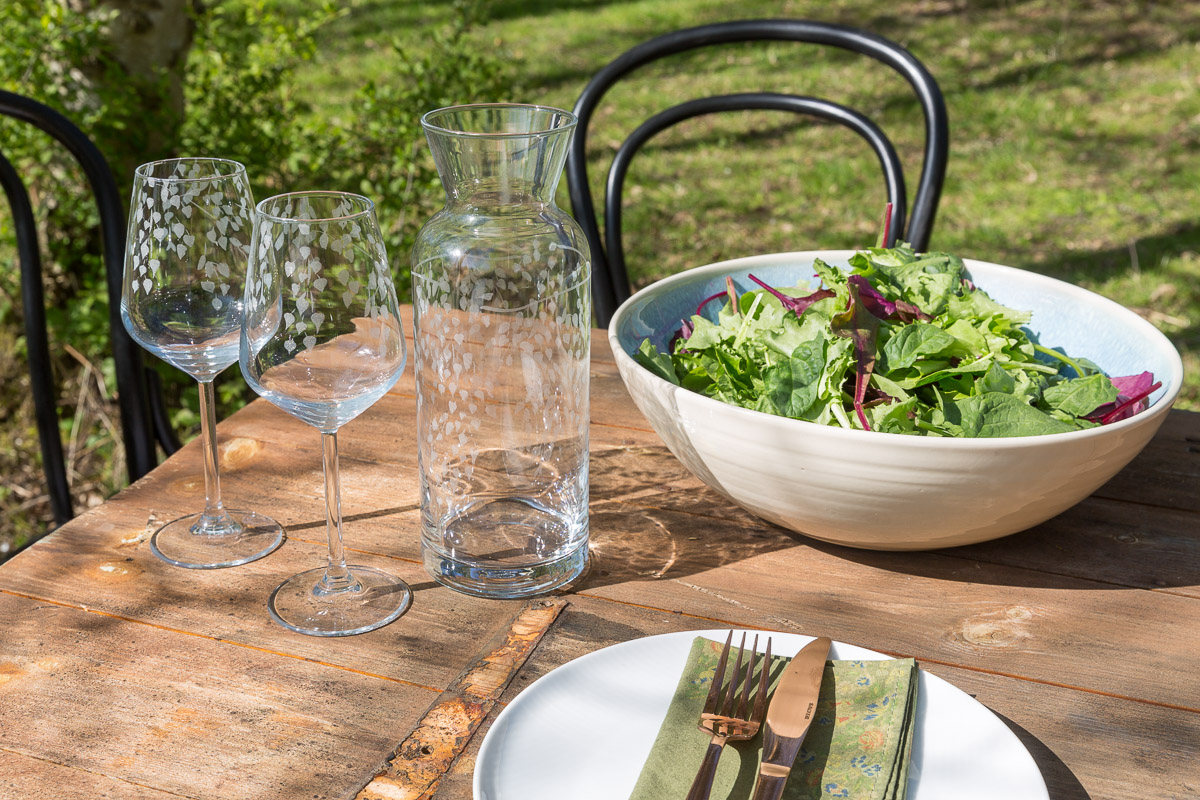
left=608, top=251, right=1184, bottom=550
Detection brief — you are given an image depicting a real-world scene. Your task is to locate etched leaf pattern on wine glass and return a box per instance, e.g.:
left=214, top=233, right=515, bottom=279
left=128, top=159, right=245, bottom=315
left=247, top=194, right=393, bottom=358
left=240, top=191, right=411, bottom=637
left=120, top=157, right=283, bottom=570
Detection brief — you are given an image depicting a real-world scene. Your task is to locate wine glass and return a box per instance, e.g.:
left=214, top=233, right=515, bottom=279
left=122, top=157, right=285, bottom=569
left=241, top=191, right=411, bottom=636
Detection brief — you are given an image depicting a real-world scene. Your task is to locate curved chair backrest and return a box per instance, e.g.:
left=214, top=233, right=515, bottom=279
left=567, top=19, right=950, bottom=327
left=0, top=90, right=178, bottom=526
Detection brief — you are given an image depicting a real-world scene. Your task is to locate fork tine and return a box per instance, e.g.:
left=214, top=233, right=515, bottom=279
left=736, top=634, right=759, bottom=719
left=722, top=632, right=747, bottom=717
left=751, top=637, right=772, bottom=722
left=703, top=630, right=734, bottom=714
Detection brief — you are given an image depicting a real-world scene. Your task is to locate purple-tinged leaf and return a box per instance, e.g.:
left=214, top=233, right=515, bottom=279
left=1084, top=371, right=1160, bottom=424
left=862, top=384, right=895, bottom=408
left=1100, top=377, right=1161, bottom=425
left=747, top=274, right=834, bottom=316
left=847, top=275, right=929, bottom=322
left=669, top=318, right=694, bottom=353
left=832, top=282, right=881, bottom=430
left=726, top=276, right=740, bottom=316
left=1111, top=371, right=1156, bottom=398
left=695, top=290, right=728, bottom=318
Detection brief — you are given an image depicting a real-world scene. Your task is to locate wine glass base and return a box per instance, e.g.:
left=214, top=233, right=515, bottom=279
left=150, top=510, right=285, bottom=569
left=267, top=566, right=412, bottom=637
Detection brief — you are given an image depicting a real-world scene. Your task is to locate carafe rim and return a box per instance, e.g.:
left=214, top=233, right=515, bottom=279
left=421, top=103, right=578, bottom=140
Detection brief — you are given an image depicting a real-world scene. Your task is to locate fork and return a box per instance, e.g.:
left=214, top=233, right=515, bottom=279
left=684, top=630, right=772, bottom=800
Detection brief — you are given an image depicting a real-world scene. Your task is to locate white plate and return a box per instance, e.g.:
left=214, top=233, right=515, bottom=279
left=474, top=629, right=1048, bottom=800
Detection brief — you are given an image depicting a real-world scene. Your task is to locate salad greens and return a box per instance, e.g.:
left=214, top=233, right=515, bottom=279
left=634, top=244, right=1161, bottom=438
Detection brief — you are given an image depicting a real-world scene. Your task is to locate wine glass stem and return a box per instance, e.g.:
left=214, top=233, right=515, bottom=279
left=320, top=431, right=355, bottom=591
left=197, top=378, right=230, bottom=526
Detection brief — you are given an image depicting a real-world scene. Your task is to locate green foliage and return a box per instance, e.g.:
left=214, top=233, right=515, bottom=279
left=180, top=0, right=343, bottom=190
left=0, top=1, right=145, bottom=349
left=320, top=0, right=519, bottom=291
left=0, top=0, right=517, bottom=541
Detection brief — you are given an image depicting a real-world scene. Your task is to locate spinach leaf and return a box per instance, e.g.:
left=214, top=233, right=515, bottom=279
left=1042, top=374, right=1119, bottom=417
left=764, top=338, right=825, bottom=417
left=976, top=361, right=1016, bottom=395
left=946, top=393, right=1078, bottom=438
left=882, top=323, right=957, bottom=370
left=634, top=339, right=679, bottom=385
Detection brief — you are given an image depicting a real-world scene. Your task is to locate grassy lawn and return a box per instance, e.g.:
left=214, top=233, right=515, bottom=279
left=295, top=0, right=1199, bottom=405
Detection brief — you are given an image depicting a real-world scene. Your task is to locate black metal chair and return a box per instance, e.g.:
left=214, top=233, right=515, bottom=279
left=0, top=90, right=180, bottom=528
left=566, top=19, right=950, bottom=327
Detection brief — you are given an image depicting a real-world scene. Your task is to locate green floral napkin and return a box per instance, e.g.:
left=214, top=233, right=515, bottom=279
left=628, top=637, right=918, bottom=800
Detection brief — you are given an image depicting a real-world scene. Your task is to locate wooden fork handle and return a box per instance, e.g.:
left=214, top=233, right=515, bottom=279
left=684, top=736, right=728, bottom=800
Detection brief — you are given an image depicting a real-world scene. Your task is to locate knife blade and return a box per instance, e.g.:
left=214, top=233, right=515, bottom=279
left=749, top=636, right=832, bottom=800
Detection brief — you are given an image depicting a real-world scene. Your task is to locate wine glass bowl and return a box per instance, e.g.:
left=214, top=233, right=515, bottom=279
left=125, top=158, right=248, bottom=379
left=122, top=157, right=284, bottom=568
left=245, top=313, right=405, bottom=432
left=241, top=191, right=411, bottom=636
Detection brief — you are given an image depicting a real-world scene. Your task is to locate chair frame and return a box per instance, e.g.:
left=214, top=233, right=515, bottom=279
left=0, top=90, right=179, bottom=526
left=566, top=19, right=950, bottom=327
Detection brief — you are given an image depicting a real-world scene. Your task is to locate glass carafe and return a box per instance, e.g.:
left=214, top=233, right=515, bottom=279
left=412, top=104, right=592, bottom=598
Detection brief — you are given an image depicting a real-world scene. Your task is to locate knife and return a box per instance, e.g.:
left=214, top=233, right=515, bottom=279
left=749, top=636, right=832, bottom=800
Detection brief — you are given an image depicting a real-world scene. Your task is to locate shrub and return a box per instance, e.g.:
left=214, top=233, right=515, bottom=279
left=0, top=0, right=518, bottom=545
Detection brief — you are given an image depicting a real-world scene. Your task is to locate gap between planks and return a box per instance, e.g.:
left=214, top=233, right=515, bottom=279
left=0, top=746, right=204, bottom=800
left=355, top=597, right=568, bottom=800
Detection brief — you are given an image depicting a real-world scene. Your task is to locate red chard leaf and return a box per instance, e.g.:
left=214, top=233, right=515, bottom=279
left=847, top=275, right=929, bottom=322
left=832, top=282, right=881, bottom=430
left=747, top=273, right=835, bottom=317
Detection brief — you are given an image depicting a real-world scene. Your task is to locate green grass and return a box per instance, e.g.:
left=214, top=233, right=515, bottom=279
left=291, top=0, right=1200, bottom=405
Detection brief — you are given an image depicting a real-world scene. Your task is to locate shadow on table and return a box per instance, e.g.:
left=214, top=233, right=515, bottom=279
left=798, top=501, right=1200, bottom=593
left=580, top=446, right=805, bottom=589
left=579, top=446, right=1200, bottom=593
left=992, top=710, right=1091, bottom=800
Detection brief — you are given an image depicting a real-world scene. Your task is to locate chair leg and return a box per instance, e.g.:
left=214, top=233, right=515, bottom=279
left=146, top=366, right=182, bottom=455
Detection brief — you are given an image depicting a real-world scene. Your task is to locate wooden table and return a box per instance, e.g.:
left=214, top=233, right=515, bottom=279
left=2, top=322, right=1198, bottom=800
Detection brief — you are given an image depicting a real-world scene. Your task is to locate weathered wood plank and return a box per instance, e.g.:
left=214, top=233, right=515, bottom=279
left=0, top=750, right=190, bottom=800
left=923, top=662, right=1200, bottom=800
left=12, top=424, right=1196, bottom=711
left=0, top=500, right=522, bottom=689
left=0, top=594, right=436, bottom=800
left=627, top=472, right=1200, bottom=598
left=359, top=598, right=567, bottom=800
left=164, top=391, right=1200, bottom=608
left=571, top=512, right=1200, bottom=708
left=953, top=494, right=1200, bottom=597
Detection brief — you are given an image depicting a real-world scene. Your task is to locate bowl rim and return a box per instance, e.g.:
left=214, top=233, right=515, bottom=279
left=607, top=250, right=1185, bottom=448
